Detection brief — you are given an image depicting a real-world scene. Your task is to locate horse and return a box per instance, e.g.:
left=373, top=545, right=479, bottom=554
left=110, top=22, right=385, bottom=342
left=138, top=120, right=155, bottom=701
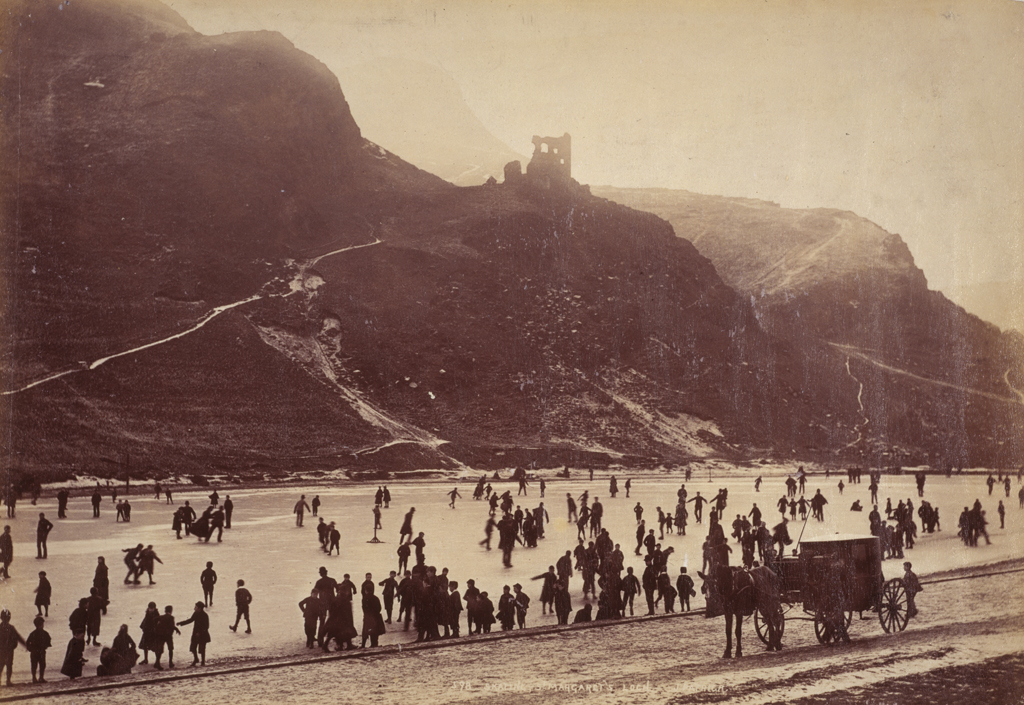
left=699, top=563, right=783, bottom=658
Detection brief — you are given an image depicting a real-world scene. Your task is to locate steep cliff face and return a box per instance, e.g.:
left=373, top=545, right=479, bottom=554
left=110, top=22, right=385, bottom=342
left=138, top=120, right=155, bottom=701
left=6, top=0, right=1008, bottom=478
left=594, top=186, right=1024, bottom=468
left=1, top=0, right=447, bottom=384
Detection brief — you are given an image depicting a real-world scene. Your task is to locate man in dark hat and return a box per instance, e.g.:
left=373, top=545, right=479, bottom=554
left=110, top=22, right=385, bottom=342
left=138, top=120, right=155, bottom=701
left=177, top=602, right=210, bottom=666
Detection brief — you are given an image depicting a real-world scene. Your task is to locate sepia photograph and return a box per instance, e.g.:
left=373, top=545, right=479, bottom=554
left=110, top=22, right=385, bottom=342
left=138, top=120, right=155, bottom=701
left=1, top=0, right=1022, bottom=702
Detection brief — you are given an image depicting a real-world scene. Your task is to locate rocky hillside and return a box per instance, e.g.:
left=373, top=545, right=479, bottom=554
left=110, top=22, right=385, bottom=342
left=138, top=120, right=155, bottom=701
left=593, top=187, right=1024, bottom=468
left=2, top=0, right=1015, bottom=480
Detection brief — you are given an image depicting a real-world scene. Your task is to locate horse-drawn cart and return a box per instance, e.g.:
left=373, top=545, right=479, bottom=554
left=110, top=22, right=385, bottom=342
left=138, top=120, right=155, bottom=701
left=753, top=535, right=912, bottom=645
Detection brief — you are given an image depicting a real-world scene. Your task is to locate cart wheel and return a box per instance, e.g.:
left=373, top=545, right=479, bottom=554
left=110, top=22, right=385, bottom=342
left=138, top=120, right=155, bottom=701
left=813, top=611, right=831, bottom=644
left=754, top=604, right=786, bottom=645
left=878, top=578, right=909, bottom=633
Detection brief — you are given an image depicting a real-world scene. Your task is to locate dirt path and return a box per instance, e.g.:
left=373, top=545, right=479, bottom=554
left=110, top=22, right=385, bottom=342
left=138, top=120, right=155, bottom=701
left=0, top=240, right=383, bottom=396
left=828, top=343, right=1023, bottom=406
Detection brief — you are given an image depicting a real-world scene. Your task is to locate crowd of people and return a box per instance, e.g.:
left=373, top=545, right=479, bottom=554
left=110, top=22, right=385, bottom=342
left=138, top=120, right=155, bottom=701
left=0, top=465, right=1017, bottom=687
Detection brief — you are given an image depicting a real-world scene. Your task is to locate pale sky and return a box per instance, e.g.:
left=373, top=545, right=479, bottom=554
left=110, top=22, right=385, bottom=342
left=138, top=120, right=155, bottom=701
left=167, top=0, right=1024, bottom=333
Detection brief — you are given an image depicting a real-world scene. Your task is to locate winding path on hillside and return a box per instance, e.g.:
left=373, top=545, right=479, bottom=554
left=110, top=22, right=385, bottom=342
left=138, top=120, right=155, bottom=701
left=829, top=342, right=1024, bottom=406
left=1, top=239, right=383, bottom=396
left=1004, top=368, right=1024, bottom=405
left=842, top=356, right=871, bottom=449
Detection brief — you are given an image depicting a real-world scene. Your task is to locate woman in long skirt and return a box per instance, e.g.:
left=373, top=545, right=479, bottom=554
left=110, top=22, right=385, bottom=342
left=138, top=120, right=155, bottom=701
left=60, top=633, right=86, bottom=680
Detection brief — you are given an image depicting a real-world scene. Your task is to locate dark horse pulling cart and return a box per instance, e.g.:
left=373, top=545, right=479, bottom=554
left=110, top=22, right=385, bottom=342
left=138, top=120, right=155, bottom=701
left=753, top=534, right=913, bottom=645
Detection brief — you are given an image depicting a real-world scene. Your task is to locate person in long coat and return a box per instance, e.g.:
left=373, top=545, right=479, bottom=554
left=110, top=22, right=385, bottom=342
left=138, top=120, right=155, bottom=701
left=476, top=592, right=496, bottom=634
left=68, top=599, right=88, bottom=637
left=85, top=588, right=104, bottom=646
left=554, top=580, right=572, bottom=625
left=322, top=592, right=357, bottom=652
left=35, top=571, right=52, bottom=617
left=497, top=586, right=516, bottom=631
left=138, top=602, right=159, bottom=665
left=360, top=591, right=386, bottom=648
left=531, top=566, right=557, bottom=614
left=177, top=602, right=210, bottom=666
left=93, top=558, right=110, bottom=614
left=0, top=526, right=13, bottom=579
left=60, top=632, right=87, bottom=680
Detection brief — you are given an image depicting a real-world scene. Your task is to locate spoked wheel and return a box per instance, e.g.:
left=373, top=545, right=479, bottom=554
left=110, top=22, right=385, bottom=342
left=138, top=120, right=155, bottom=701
left=813, top=610, right=853, bottom=644
left=754, top=604, right=787, bottom=645
left=878, top=578, right=910, bottom=633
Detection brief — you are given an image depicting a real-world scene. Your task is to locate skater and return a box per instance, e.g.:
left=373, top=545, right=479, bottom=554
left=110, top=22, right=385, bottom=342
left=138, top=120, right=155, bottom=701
left=691, top=492, right=705, bottom=523
left=223, top=495, right=233, bottom=529
left=998, top=500, right=1006, bottom=529
left=397, top=543, right=411, bottom=574
left=26, top=616, right=50, bottom=683
left=480, top=516, right=497, bottom=550
left=567, top=493, right=578, bottom=523
left=177, top=602, right=210, bottom=666
left=181, top=501, right=196, bottom=536
left=210, top=506, right=225, bottom=543
left=34, top=571, right=51, bottom=617
left=138, top=545, right=163, bottom=585
left=382, top=486, right=391, bottom=508
left=328, top=523, right=341, bottom=556
left=447, top=487, right=462, bottom=509
left=36, top=513, right=53, bottom=559
left=399, top=507, right=415, bottom=544
left=229, top=580, right=252, bottom=634
left=91, top=488, right=102, bottom=518
left=311, top=495, right=320, bottom=517
left=57, top=489, right=69, bottom=519
left=625, top=478, right=632, bottom=498
left=294, top=495, right=311, bottom=527
left=411, top=532, right=427, bottom=565
left=153, top=606, right=180, bottom=670
left=201, top=562, right=217, bottom=607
